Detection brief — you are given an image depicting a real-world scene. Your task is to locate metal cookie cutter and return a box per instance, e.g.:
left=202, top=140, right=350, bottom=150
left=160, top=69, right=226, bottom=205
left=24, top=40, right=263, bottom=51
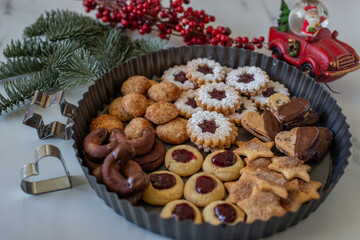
left=23, top=90, right=77, bottom=139
left=21, top=144, right=72, bottom=195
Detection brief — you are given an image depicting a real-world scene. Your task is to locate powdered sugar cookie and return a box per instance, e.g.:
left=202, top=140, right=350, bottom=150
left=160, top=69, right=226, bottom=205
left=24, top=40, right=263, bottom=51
left=225, top=66, right=269, bottom=96
left=195, top=82, right=241, bottom=115
left=251, top=80, right=290, bottom=109
left=186, top=111, right=238, bottom=149
left=161, top=65, right=197, bottom=91
left=185, top=58, right=226, bottom=86
left=227, top=97, right=257, bottom=126
left=174, top=90, right=202, bottom=118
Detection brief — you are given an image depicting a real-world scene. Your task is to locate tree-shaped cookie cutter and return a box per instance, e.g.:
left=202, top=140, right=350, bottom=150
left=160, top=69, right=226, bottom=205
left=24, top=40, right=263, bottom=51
left=23, top=90, right=77, bottom=139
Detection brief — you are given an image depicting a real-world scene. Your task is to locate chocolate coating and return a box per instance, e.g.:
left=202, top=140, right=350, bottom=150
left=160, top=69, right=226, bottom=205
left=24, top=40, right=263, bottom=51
left=196, top=175, right=217, bottom=194
left=278, top=98, right=310, bottom=123
left=263, top=108, right=282, bottom=140
left=284, top=110, right=319, bottom=129
left=214, top=203, right=237, bottom=223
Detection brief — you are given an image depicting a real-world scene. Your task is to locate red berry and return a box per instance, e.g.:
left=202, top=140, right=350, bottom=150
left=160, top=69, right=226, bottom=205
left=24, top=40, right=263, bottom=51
left=127, top=5, right=134, bottom=12
left=211, top=37, right=218, bottom=45
left=103, top=10, right=110, bottom=16
left=158, top=33, right=166, bottom=39
left=110, top=22, right=116, bottom=27
left=220, top=35, right=228, bottom=43
left=211, top=29, right=218, bottom=36
left=189, top=20, right=196, bottom=28
left=235, top=37, right=242, bottom=43
left=158, top=23, right=165, bottom=30
left=199, top=22, right=205, bottom=28
left=155, top=6, right=162, bottom=12
left=166, top=28, right=172, bottom=34
left=191, top=37, right=198, bottom=44
left=175, top=24, right=182, bottom=32
left=226, top=42, right=232, bottom=47
left=121, top=19, right=129, bottom=27
left=216, top=33, right=222, bottom=39
left=259, top=36, right=265, bottom=42
left=85, top=7, right=91, bottom=12
left=139, top=28, right=146, bottom=34
left=102, top=16, right=109, bottom=22
left=210, top=16, right=215, bottom=21
left=96, top=12, right=102, bottom=18
left=160, top=11, right=167, bottom=18
left=180, top=29, right=187, bottom=36
left=206, top=26, right=213, bottom=34
left=200, top=10, right=205, bottom=15
left=252, top=38, right=258, bottom=43
left=256, top=43, right=263, bottom=48
left=187, top=7, right=193, bottom=12
left=177, top=6, right=184, bottom=13
left=203, top=16, right=210, bottom=23
left=182, top=18, right=189, bottom=25
left=249, top=44, right=255, bottom=50
left=242, top=37, right=249, bottom=43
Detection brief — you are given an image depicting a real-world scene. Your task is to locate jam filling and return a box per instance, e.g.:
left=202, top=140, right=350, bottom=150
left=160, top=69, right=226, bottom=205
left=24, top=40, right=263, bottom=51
left=214, top=203, right=237, bottom=223
left=237, top=73, right=255, bottom=83
left=198, top=120, right=218, bottom=134
left=198, top=65, right=214, bottom=75
left=237, top=105, right=246, bottom=114
left=172, top=203, right=195, bottom=221
left=208, top=89, right=226, bottom=100
left=174, top=71, right=188, bottom=83
left=262, top=87, right=277, bottom=97
left=196, top=175, right=217, bottom=194
left=185, top=97, right=198, bottom=109
left=172, top=149, right=196, bottom=163
left=211, top=151, right=236, bottom=167
left=150, top=173, right=176, bottom=190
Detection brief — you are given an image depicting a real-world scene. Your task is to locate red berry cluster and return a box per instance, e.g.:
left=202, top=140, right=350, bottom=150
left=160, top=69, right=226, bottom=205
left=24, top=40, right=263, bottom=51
left=82, top=0, right=264, bottom=50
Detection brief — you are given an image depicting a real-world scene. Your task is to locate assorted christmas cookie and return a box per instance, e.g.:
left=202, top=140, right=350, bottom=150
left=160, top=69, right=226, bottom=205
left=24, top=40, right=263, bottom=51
left=234, top=138, right=274, bottom=163
left=195, top=82, right=241, bottom=115
left=186, top=111, right=238, bottom=149
left=174, top=89, right=202, bottom=118
left=145, top=102, right=179, bottom=124
left=89, top=114, right=123, bottom=132
left=185, top=58, right=226, bottom=86
left=108, top=97, right=134, bottom=122
left=227, top=98, right=257, bottom=126
left=202, top=150, right=244, bottom=182
left=225, top=172, right=257, bottom=204
left=165, top=145, right=203, bottom=177
left=225, top=66, right=269, bottom=96
left=121, top=75, right=152, bottom=95
left=148, top=81, right=181, bottom=102
left=160, top=199, right=202, bottom=224
left=161, top=65, right=197, bottom=91
left=250, top=80, right=290, bottom=109
left=124, top=117, right=153, bottom=140
left=142, top=171, right=184, bottom=205
left=184, top=172, right=225, bottom=207
left=156, top=117, right=189, bottom=144
left=240, top=157, right=272, bottom=174
left=121, top=93, right=149, bottom=117
left=269, top=156, right=311, bottom=182
left=202, top=200, right=245, bottom=226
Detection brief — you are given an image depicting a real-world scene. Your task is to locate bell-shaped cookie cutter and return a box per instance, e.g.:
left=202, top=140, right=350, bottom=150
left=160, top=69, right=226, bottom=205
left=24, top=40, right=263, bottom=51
left=21, top=144, right=72, bottom=195
left=23, top=90, right=77, bottom=139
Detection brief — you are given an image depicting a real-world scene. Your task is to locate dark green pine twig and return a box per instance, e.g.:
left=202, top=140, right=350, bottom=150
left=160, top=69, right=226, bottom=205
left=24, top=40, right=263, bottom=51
left=132, top=38, right=168, bottom=56
left=0, top=57, right=45, bottom=80
left=3, top=38, right=54, bottom=58
left=44, top=39, right=83, bottom=69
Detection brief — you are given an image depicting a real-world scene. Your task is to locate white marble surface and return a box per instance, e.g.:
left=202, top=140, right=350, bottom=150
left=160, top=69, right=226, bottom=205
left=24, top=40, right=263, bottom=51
left=1, top=0, right=360, bottom=239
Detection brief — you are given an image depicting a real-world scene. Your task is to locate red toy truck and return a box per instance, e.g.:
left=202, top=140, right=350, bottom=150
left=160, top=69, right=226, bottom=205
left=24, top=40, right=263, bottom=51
left=268, top=26, right=360, bottom=82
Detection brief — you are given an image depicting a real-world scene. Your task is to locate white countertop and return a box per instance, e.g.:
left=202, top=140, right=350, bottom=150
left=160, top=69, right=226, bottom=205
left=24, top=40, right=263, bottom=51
left=1, top=0, right=360, bottom=239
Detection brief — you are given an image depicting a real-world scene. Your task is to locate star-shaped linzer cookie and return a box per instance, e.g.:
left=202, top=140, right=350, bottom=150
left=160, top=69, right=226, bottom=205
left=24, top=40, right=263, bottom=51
left=269, top=156, right=311, bottom=182
left=237, top=187, right=286, bottom=223
left=225, top=173, right=256, bottom=204
left=234, top=138, right=274, bottom=163
left=280, top=179, right=322, bottom=212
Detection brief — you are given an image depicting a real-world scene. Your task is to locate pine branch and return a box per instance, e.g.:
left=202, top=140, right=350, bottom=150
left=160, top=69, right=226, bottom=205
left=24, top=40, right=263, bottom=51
left=58, top=49, right=102, bottom=89
left=23, top=14, right=48, bottom=37
left=3, top=38, right=54, bottom=58
left=132, top=38, right=168, bottom=56
left=45, top=39, right=83, bottom=69
left=0, top=69, right=59, bottom=114
left=0, top=57, right=45, bottom=80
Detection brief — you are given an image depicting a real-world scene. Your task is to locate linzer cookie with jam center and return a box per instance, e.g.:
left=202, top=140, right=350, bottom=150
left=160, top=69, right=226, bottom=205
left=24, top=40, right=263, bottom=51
left=186, top=111, right=238, bottom=149
left=195, top=82, right=241, bottom=115
left=251, top=80, right=290, bottom=109
left=185, top=58, right=226, bottom=86
left=161, top=65, right=197, bottom=91
left=225, top=66, right=269, bottom=96
left=202, top=200, right=245, bottom=226
left=227, top=97, right=257, bottom=126
left=202, top=150, right=244, bottom=182
left=275, top=126, right=333, bottom=163
left=142, top=171, right=184, bottom=206
left=165, top=145, right=203, bottom=177
left=174, top=89, right=202, bottom=118
left=184, top=172, right=225, bottom=207
left=160, top=199, right=202, bottom=224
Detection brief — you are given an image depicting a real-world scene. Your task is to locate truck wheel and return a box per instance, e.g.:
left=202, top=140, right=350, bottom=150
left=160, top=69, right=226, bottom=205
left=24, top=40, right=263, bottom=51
left=302, top=63, right=315, bottom=78
left=272, top=47, right=282, bottom=60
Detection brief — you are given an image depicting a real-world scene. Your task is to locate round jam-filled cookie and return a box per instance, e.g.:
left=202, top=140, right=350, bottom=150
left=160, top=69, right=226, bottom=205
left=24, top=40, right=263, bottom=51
left=145, top=102, right=179, bottom=124
left=161, top=65, right=196, bottom=91
left=165, top=145, right=203, bottom=176
left=156, top=118, right=189, bottom=144
left=227, top=97, right=257, bottom=126
left=202, top=150, right=244, bottom=182
left=148, top=82, right=181, bottom=102
left=121, top=75, right=152, bottom=95
left=174, top=89, right=202, bottom=119
left=124, top=117, right=154, bottom=140
left=202, top=200, right=245, bottom=225
left=108, top=97, right=134, bottom=122
left=121, top=93, right=149, bottom=117
left=185, top=58, right=226, bottom=86
left=184, top=172, right=225, bottom=207
left=160, top=199, right=202, bottom=224
left=89, top=114, right=123, bottom=132
left=142, top=171, right=184, bottom=205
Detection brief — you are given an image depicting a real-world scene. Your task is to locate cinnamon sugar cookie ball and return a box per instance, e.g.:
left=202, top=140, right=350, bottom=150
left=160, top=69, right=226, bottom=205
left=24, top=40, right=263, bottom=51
left=108, top=97, right=133, bottom=121
left=124, top=117, right=154, bottom=139
left=145, top=102, right=179, bottom=124
left=121, top=75, right=152, bottom=95
left=148, top=82, right=181, bottom=102
left=156, top=118, right=189, bottom=144
left=121, top=93, right=149, bottom=117
left=89, top=114, right=123, bottom=132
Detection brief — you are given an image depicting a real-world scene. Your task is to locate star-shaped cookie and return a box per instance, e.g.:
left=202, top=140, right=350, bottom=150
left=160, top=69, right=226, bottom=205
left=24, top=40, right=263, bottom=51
left=269, top=156, right=311, bottom=182
left=280, top=179, right=322, bottom=212
left=225, top=173, right=256, bottom=204
left=237, top=187, right=286, bottom=223
left=234, top=138, right=274, bottom=162
left=240, top=157, right=272, bottom=174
